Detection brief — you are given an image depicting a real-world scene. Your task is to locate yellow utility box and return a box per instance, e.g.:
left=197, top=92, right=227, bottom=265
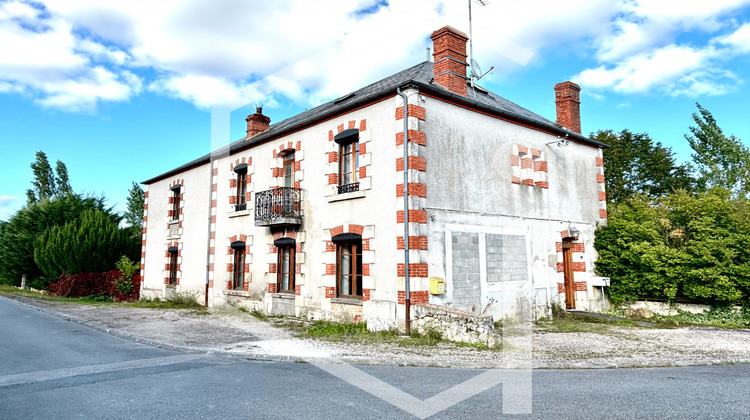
left=430, top=277, right=445, bottom=295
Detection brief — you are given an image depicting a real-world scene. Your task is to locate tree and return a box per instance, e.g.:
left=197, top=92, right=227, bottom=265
left=593, top=129, right=693, bottom=205
left=55, top=160, right=72, bottom=195
left=26, top=151, right=56, bottom=203
left=26, top=151, right=73, bottom=203
left=34, top=208, right=134, bottom=280
left=124, top=182, right=144, bottom=229
left=0, top=194, right=123, bottom=288
left=595, top=190, right=750, bottom=305
left=686, top=103, right=750, bottom=198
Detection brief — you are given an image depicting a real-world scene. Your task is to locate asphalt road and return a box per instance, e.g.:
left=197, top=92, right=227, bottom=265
left=1, top=297, right=748, bottom=419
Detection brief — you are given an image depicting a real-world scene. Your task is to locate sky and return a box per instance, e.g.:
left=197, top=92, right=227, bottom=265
left=1, top=0, right=749, bottom=221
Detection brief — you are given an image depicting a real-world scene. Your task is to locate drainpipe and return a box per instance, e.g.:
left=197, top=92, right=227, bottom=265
left=396, top=87, right=411, bottom=335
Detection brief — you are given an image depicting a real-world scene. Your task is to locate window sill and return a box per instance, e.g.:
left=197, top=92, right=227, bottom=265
left=328, top=190, right=366, bottom=203
left=331, top=297, right=363, bottom=306
left=271, top=293, right=295, bottom=300
left=229, top=209, right=251, bottom=218
left=225, top=289, right=252, bottom=298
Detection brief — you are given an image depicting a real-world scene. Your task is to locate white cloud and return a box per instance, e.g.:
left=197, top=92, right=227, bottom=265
left=0, top=196, right=16, bottom=208
left=0, top=0, right=141, bottom=111
left=0, top=0, right=748, bottom=110
left=577, top=1, right=750, bottom=97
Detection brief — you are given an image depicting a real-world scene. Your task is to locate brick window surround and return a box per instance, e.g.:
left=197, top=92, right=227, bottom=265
left=326, top=119, right=371, bottom=198
left=229, top=157, right=253, bottom=212
left=510, top=144, right=548, bottom=188
left=163, top=242, right=181, bottom=286
left=226, top=234, right=251, bottom=291
left=324, top=224, right=374, bottom=301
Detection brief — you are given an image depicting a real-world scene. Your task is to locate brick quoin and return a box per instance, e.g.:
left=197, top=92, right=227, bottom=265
left=397, top=236, right=428, bottom=250
left=575, top=281, right=587, bottom=291
left=396, top=156, right=427, bottom=172
left=325, top=287, right=335, bottom=298
left=523, top=179, right=534, bottom=186
left=598, top=191, right=606, bottom=201
left=572, top=262, right=586, bottom=272
left=517, top=145, right=529, bottom=155
left=396, top=210, right=427, bottom=224
left=596, top=157, right=604, bottom=167
left=397, top=263, right=428, bottom=277
left=531, top=148, right=542, bottom=158
left=395, top=130, right=426, bottom=146
left=395, top=104, right=426, bottom=120
left=362, top=289, right=371, bottom=302
left=511, top=176, right=521, bottom=184
left=534, top=161, right=548, bottom=172
left=599, top=209, right=608, bottom=218
left=398, top=290, right=429, bottom=305
left=325, top=264, right=336, bottom=275
left=535, top=181, right=549, bottom=189
left=396, top=183, right=427, bottom=198
left=521, top=158, right=532, bottom=169
left=330, top=225, right=344, bottom=237
left=597, top=174, right=605, bottom=183
left=510, top=155, right=519, bottom=166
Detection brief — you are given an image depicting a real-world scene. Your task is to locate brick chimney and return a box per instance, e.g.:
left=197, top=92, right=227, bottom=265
left=554, top=81, right=581, bottom=134
left=430, top=26, right=469, bottom=96
left=245, top=106, right=271, bottom=139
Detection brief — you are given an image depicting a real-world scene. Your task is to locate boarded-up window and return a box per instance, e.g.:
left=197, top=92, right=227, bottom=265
left=486, top=234, right=528, bottom=282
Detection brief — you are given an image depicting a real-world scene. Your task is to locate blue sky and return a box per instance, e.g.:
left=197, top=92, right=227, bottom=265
left=1, top=0, right=749, bottom=221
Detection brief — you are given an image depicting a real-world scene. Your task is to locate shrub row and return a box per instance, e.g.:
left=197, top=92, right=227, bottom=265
left=49, top=270, right=141, bottom=301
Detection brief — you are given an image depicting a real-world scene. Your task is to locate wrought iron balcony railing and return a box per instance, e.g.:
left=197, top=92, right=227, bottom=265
left=337, top=182, right=360, bottom=194
left=254, top=187, right=302, bottom=226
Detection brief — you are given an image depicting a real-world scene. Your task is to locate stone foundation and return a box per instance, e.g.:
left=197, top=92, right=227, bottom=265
left=412, top=303, right=500, bottom=347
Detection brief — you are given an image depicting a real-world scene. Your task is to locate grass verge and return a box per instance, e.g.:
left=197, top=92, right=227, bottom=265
left=0, top=284, right=205, bottom=311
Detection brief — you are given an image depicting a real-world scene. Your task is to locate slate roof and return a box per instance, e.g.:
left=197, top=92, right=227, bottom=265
left=144, top=61, right=605, bottom=184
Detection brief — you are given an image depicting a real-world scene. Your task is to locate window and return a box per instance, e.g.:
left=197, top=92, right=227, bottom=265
left=170, top=184, right=181, bottom=221
left=334, top=129, right=360, bottom=194
left=275, top=238, right=295, bottom=293
left=234, top=163, right=248, bottom=211
left=168, top=246, right=178, bottom=285
left=231, top=241, right=246, bottom=290
left=283, top=152, right=295, bottom=188
left=333, top=233, right=362, bottom=298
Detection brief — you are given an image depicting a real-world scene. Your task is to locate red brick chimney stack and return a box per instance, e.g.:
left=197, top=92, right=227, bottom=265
left=430, top=26, right=469, bottom=96
left=246, top=106, right=271, bottom=139
left=554, top=81, right=581, bottom=134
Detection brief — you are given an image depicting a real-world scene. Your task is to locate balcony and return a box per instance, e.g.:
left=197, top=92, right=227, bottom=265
left=255, top=187, right=302, bottom=227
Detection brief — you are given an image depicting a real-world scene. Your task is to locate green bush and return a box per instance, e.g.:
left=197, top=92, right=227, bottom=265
left=33, top=209, right=134, bottom=281
left=595, top=189, right=750, bottom=305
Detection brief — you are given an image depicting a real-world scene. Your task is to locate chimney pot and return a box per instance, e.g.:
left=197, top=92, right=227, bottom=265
left=554, top=81, right=581, bottom=134
left=246, top=107, right=271, bottom=139
left=430, top=26, right=469, bottom=96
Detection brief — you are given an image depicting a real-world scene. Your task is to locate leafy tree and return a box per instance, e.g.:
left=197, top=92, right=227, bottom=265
left=34, top=208, right=133, bottom=280
left=124, top=182, right=145, bottom=229
left=26, top=151, right=56, bottom=203
left=595, top=189, right=750, bottom=305
left=686, top=103, right=750, bottom=198
left=55, top=160, right=72, bottom=195
left=593, top=129, right=693, bottom=205
left=0, top=194, right=118, bottom=288
left=25, top=151, right=73, bottom=203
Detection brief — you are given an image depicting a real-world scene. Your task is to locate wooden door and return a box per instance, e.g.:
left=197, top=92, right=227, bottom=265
left=562, top=240, right=575, bottom=309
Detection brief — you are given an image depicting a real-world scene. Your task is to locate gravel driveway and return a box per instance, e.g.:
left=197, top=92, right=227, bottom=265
left=4, top=295, right=749, bottom=369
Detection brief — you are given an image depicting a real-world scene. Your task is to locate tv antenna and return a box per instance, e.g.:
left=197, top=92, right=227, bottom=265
left=468, top=0, right=494, bottom=90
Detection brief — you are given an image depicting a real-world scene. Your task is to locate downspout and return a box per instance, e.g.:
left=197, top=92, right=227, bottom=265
left=396, top=87, right=411, bottom=335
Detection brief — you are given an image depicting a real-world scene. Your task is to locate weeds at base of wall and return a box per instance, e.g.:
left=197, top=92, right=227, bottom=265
left=610, top=303, right=750, bottom=329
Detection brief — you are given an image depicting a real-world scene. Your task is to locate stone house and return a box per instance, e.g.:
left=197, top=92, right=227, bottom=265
left=139, top=26, right=609, bottom=330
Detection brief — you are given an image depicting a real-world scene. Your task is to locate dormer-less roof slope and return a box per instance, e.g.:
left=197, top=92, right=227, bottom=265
left=144, top=61, right=605, bottom=184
